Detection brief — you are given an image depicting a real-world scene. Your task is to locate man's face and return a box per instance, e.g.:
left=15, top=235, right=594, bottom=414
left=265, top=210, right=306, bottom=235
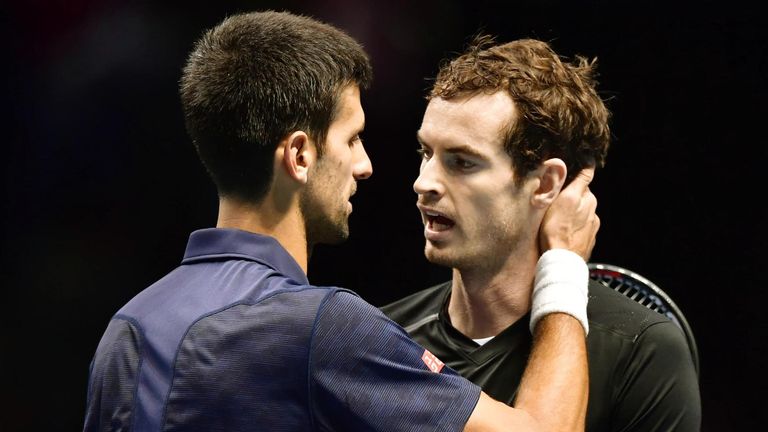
left=414, top=91, right=537, bottom=272
left=301, top=85, right=372, bottom=246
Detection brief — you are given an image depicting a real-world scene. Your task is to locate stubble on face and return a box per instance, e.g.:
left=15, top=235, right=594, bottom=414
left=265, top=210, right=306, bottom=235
left=423, top=197, right=528, bottom=275
left=416, top=92, right=535, bottom=274
left=300, top=156, right=351, bottom=247
left=298, top=84, right=367, bottom=250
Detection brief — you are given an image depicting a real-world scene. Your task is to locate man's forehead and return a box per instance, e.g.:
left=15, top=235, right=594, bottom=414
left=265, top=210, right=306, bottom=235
left=431, top=91, right=514, bottom=116
left=333, top=85, right=365, bottom=128
left=419, top=91, right=515, bottom=150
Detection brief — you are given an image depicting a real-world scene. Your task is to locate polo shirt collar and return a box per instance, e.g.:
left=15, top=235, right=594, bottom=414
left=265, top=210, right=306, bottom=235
left=181, top=228, right=308, bottom=285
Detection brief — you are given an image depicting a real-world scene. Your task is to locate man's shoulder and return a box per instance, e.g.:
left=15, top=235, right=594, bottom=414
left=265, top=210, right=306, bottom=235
left=585, top=283, right=701, bottom=429
left=380, top=282, right=451, bottom=327
left=118, top=258, right=331, bottom=323
left=587, top=279, right=675, bottom=340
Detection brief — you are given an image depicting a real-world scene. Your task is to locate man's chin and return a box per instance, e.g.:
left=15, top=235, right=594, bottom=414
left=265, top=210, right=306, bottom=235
left=308, top=221, right=349, bottom=247
left=424, top=244, right=459, bottom=268
left=323, top=229, right=349, bottom=245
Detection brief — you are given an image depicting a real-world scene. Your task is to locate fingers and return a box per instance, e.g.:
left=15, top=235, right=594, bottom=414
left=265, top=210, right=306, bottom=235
left=583, top=187, right=597, bottom=213
left=570, top=167, right=595, bottom=192
left=538, top=168, right=601, bottom=260
left=584, top=214, right=600, bottom=261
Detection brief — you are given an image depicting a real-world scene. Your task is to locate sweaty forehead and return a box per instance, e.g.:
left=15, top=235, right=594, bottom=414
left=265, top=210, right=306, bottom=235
left=419, top=92, right=515, bottom=149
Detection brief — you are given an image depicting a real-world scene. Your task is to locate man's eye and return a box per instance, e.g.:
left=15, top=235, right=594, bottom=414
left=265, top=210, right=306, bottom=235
left=416, top=147, right=432, bottom=159
left=453, top=156, right=475, bottom=170
left=349, top=135, right=362, bottom=146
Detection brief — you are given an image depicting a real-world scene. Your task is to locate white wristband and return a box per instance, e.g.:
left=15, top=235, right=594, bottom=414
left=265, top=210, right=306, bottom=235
left=529, top=249, right=589, bottom=335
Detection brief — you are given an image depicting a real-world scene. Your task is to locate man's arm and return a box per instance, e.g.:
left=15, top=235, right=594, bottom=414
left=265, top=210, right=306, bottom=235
left=466, top=314, right=588, bottom=431
left=464, top=167, right=597, bottom=432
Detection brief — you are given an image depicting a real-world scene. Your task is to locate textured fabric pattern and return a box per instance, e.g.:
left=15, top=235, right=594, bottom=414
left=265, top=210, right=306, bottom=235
left=84, top=318, right=143, bottom=431
left=84, top=228, right=480, bottom=432
left=311, top=291, right=479, bottom=431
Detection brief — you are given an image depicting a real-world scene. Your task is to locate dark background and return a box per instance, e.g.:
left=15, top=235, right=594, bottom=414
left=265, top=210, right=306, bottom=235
left=4, top=0, right=766, bottom=430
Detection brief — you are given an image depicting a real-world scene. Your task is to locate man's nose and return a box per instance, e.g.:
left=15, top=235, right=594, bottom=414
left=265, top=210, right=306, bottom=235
left=353, top=142, right=373, bottom=180
left=413, top=158, right=443, bottom=197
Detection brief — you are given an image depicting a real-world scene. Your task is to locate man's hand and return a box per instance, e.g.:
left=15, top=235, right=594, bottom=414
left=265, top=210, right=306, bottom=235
left=539, top=167, right=599, bottom=260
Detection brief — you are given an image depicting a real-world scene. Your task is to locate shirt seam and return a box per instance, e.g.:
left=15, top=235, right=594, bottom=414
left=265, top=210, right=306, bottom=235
left=588, top=315, right=671, bottom=341
left=112, top=314, right=145, bottom=432
left=306, top=287, right=344, bottom=432
left=158, top=284, right=332, bottom=429
left=403, top=313, right=439, bottom=333
left=609, top=319, right=680, bottom=413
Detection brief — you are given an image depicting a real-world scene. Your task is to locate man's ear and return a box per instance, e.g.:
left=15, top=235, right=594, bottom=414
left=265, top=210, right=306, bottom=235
left=279, top=131, right=315, bottom=184
left=531, top=158, right=567, bottom=208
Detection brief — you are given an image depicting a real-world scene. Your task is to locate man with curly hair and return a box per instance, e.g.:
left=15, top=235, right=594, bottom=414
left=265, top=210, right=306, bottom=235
left=383, top=37, right=701, bottom=431
left=84, top=14, right=601, bottom=431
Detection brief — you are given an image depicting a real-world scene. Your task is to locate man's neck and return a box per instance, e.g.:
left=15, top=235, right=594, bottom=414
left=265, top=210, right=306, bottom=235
left=216, top=197, right=309, bottom=273
left=447, top=248, right=539, bottom=339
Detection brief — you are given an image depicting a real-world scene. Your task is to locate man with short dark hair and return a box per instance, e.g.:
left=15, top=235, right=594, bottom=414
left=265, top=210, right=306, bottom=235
left=84, top=13, right=598, bottom=431
left=383, top=37, right=701, bottom=431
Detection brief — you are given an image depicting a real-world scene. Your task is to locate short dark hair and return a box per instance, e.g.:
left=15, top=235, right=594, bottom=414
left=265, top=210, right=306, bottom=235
left=430, top=37, right=610, bottom=181
left=180, top=11, right=372, bottom=202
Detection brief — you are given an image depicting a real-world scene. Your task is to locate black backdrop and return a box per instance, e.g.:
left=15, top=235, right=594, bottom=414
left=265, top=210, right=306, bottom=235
left=4, top=0, right=766, bottom=430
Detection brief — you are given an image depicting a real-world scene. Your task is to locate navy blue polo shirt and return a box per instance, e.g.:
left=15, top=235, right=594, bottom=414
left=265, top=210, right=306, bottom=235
left=84, top=228, right=480, bottom=431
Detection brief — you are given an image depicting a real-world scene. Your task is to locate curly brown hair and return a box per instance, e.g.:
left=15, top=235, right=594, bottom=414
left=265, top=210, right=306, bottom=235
left=430, top=36, right=610, bottom=181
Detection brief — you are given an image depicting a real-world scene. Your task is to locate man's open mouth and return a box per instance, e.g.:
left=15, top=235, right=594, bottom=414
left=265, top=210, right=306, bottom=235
left=425, top=211, right=455, bottom=232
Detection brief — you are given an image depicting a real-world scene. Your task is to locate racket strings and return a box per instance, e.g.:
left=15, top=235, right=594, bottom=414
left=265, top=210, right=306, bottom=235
left=591, top=272, right=671, bottom=316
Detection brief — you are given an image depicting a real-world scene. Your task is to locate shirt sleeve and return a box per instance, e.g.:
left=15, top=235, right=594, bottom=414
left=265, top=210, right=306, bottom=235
left=611, top=321, right=702, bottom=431
left=308, top=289, right=481, bottom=432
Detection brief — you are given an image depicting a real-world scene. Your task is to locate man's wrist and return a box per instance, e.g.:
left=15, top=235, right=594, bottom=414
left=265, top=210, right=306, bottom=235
left=530, top=249, right=589, bottom=335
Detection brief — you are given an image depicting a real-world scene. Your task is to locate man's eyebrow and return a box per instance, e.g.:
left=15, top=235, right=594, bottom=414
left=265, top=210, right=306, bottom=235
left=444, top=144, right=485, bottom=159
left=418, top=133, right=482, bottom=156
left=416, top=131, right=486, bottom=159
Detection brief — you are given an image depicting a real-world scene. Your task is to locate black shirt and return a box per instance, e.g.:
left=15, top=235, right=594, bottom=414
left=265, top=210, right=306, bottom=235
left=382, top=280, right=701, bottom=431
